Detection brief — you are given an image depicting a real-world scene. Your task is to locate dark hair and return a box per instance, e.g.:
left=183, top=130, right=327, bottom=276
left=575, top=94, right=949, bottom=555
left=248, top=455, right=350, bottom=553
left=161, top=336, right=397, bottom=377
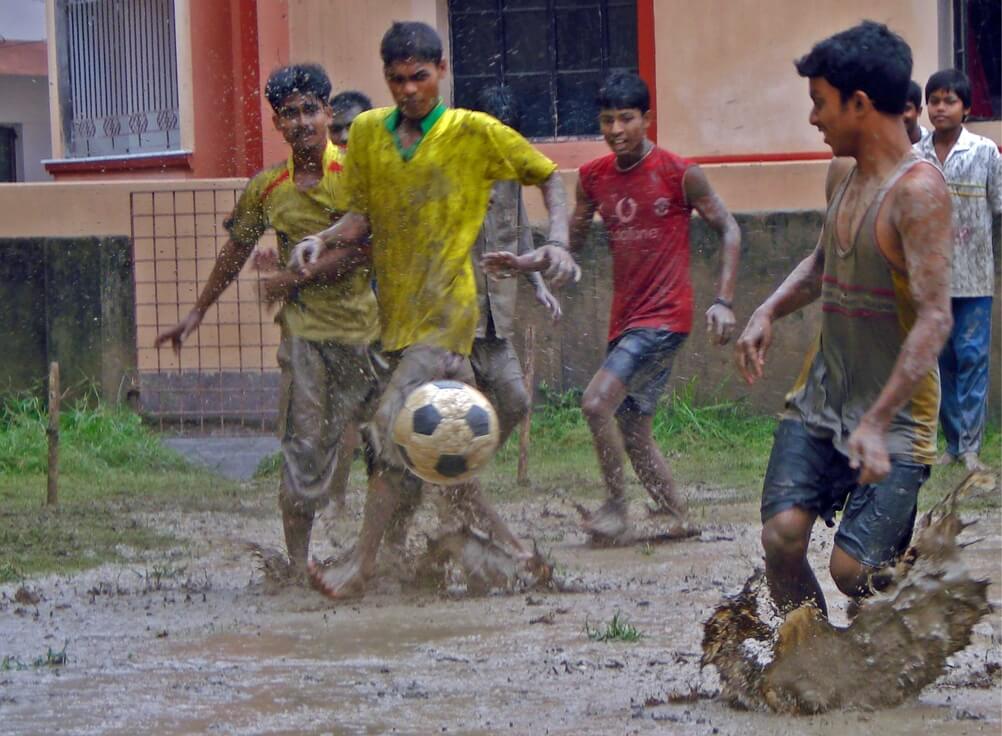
left=264, top=64, right=332, bottom=111
left=794, top=21, right=912, bottom=114
left=596, top=72, right=650, bottom=113
left=330, top=90, right=373, bottom=113
left=906, top=80, right=923, bottom=109
left=925, top=68, right=972, bottom=108
left=380, top=21, right=442, bottom=66
left=473, top=84, right=521, bottom=130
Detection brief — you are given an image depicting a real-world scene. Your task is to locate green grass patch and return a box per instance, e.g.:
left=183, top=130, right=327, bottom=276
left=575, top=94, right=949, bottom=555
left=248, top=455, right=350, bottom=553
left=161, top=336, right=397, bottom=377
left=1, top=642, right=68, bottom=671
left=485, top=381, right=776, bottom=501
left=0, top=391, right=253, bottom=579
left=585, top=611, right=643, bottom=642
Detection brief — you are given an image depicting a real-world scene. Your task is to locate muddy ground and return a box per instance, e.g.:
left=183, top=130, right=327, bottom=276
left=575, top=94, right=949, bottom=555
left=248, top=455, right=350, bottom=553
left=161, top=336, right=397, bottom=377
left=1, top=481, right=1000, bottom=735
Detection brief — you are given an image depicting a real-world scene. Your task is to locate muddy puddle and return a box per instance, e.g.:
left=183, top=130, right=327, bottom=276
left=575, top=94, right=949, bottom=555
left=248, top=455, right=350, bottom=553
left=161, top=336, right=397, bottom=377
left=1, top=488, right=999, bottom=735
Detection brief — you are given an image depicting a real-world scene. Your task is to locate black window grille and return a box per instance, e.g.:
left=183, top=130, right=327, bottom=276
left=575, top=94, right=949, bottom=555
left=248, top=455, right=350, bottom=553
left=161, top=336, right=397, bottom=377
left=449, top=0, right=638, bottom=139
left=953, top=0, right=1001, bottom=120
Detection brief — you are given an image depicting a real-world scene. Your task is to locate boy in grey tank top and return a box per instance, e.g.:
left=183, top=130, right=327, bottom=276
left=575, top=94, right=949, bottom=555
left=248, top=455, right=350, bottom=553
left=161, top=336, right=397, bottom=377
left=734, top=22, right=953, bottom=617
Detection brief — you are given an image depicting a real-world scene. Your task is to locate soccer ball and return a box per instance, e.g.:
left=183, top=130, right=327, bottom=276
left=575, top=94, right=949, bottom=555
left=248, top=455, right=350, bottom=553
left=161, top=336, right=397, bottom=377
left=392, top=380, right=500, bottom=485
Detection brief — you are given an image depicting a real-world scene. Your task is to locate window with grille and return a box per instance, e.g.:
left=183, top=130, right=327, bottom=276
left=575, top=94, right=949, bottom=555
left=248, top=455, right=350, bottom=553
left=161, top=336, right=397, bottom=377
left=953, top=0, right=1001, bottom=120
left=56, top=0, right=180, bottom=158
left=449, top=0, right=638, bottom=139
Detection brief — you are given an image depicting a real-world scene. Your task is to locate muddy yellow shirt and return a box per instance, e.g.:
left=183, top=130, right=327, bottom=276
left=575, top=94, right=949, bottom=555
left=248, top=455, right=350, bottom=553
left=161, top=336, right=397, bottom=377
left=226, top=141, right=379, bottom=344
left=336, top=105, right=557, bottom=355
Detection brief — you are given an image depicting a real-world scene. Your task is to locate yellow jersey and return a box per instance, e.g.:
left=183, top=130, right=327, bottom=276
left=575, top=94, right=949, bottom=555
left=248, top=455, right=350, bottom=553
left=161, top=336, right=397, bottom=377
left=336, top=105, right=557, bottom=354
left=226, top=140, right=379, bottom=345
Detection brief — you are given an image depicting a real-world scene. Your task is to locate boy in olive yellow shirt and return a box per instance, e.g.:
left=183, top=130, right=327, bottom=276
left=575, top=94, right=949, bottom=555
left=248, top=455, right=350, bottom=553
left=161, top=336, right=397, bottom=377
left=293, top=22, right=577, bottom=598
left=156, top=65, right=380, bottom=581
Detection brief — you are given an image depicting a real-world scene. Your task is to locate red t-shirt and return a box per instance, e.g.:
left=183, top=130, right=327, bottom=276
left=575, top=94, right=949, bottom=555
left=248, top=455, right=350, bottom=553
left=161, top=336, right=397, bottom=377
left=579, top=146, right=694, bottom=341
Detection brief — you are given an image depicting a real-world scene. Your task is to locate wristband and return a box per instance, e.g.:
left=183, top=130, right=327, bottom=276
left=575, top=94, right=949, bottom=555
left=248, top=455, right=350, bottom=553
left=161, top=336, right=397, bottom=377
left=712, top=296, right=733, bottom=310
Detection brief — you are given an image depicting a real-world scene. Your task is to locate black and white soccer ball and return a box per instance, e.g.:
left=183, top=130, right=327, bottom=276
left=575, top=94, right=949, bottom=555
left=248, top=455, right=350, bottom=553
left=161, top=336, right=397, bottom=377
left=392, top=380, right=500, bottom=485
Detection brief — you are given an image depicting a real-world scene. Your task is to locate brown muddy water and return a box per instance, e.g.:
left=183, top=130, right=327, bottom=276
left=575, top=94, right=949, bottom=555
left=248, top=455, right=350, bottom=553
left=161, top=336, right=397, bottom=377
left=1, top=489, right=999, bottom=735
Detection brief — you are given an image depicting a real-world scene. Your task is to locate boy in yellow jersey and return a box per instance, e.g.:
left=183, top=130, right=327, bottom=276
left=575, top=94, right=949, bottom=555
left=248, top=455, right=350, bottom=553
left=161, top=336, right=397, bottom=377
left=155, top=65, right=380, bottom=582
left=292, top=22, right=578, bottom=599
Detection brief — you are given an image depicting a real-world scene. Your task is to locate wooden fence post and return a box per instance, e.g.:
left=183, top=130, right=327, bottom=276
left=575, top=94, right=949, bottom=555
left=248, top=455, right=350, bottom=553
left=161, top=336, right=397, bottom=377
left=517, top=325, right=534, bottom=486
left=46, top=362, right=60, bottom=507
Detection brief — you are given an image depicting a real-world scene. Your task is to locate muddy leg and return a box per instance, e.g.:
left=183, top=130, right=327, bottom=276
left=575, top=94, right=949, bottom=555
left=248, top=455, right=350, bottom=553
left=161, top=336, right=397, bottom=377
left=618, top=409, right=689, bottom=521
left=330, top=424, right=360, bottom=513
left=441, top=481, right=529, bottom=557
left=761, top=507, right=827, bottom=616
left=383, top=480, right=423, bottom=549
left=580, top=369, right=631, bottom=538
left=282, top=505, right=314, bottom=577
left=309, top=468, right=404, bottom=599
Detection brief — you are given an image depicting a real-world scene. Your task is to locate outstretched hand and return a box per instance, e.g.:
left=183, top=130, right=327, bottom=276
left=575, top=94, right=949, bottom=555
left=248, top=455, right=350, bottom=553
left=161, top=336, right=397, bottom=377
left=481, top=250, right=522, bottom=280
left=154, top=310, right=202, bottom=356
left=481, top=245, right=580, bottom=289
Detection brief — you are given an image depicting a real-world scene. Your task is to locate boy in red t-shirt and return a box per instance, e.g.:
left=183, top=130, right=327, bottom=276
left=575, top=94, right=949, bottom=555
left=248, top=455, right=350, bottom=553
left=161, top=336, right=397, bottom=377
left=486, top=73, right=741, bottom=543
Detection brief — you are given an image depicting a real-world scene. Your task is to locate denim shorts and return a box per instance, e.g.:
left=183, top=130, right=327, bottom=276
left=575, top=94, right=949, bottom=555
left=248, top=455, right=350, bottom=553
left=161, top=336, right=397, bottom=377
left=602, top=328, right=687, bottom=415
left=761, top=419, right=930, bottom=568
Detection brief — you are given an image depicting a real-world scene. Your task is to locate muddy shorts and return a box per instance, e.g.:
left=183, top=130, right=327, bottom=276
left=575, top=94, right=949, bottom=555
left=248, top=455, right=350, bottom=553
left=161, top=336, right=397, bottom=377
left=602, top=328, right=687, bottom=416
left=367, top=343, right=477, bottom=474
left=276, top=331, right=380, bottom=516
left=761, top=419, right=930, bottom=568
left=470, top=336, right=529, bottom=440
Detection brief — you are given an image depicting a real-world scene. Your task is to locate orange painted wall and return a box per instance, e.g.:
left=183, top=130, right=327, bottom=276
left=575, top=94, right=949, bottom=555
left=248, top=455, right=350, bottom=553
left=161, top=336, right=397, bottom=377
left=256, top=0, right=291, bottom=167
left=187, top=0, right=239, bottom=178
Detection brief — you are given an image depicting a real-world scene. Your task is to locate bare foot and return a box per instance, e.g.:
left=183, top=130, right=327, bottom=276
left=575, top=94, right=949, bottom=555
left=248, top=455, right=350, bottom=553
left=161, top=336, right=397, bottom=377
left=936, top=451, right=957, bottom=466
left=581, top=499, right=631, bottom=546
left=246, top=543, right=309, bottom=587
left=307, top=555, right=369, bottom=600
left=961, top=452, right=987, bottom=473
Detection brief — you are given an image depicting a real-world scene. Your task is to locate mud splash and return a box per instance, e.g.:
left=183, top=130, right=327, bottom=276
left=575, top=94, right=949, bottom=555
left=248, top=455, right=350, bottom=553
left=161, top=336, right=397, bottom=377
left=702, top=472, right=994, bottom=714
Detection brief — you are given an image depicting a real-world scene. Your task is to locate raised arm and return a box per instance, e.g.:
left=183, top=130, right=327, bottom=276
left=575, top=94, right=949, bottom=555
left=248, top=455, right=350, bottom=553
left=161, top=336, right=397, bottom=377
left=155, top=236, right=255, bottom=354
left=538, top=171, right=569, bottom=247
left=734, top=238, right=825, bottom=385
left=846, top=165, right=953, bottom=483
left=482, top=173, right=581, bottom=287
left=683, top=165, right=741, bottom=344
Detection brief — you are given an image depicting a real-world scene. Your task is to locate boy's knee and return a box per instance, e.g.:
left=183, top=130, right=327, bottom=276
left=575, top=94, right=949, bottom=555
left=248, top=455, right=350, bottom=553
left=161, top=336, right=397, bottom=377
left=498, top=383, right=531, bottom=429
left=581, top=390, right=613, bottom=424
left=829, top=548, right=870, bottom=597
left=761, top=513, right=811, bottom=564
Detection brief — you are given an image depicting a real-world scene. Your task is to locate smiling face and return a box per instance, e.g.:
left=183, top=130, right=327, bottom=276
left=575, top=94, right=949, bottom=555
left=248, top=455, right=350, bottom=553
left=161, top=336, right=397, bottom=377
left=271, top=91, right=331, bottom=154
left=926, top=87, right=968, bottom=136
left=598, top=107, right=651, bottom=161
left=807, top=77, right=860, bottom=157
left=384, top=58, right=446, bottom=121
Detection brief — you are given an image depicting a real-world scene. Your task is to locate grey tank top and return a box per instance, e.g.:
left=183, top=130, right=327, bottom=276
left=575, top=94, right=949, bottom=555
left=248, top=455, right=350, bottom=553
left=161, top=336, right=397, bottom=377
left=784, top=154, right=940, bottom=465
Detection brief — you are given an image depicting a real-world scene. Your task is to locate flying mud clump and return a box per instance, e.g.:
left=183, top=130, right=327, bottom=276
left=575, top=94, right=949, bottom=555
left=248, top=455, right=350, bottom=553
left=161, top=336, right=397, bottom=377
left=701, top=472, right=994, bottom=714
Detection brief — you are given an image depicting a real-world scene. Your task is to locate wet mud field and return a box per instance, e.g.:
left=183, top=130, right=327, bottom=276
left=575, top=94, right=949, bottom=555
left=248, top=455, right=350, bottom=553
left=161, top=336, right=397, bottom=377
left=2, top=486, right=1000, bottom=735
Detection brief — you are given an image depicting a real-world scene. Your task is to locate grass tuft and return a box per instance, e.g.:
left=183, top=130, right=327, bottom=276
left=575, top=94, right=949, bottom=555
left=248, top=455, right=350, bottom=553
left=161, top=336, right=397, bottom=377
left=585, top=611, right=643, bottom=642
